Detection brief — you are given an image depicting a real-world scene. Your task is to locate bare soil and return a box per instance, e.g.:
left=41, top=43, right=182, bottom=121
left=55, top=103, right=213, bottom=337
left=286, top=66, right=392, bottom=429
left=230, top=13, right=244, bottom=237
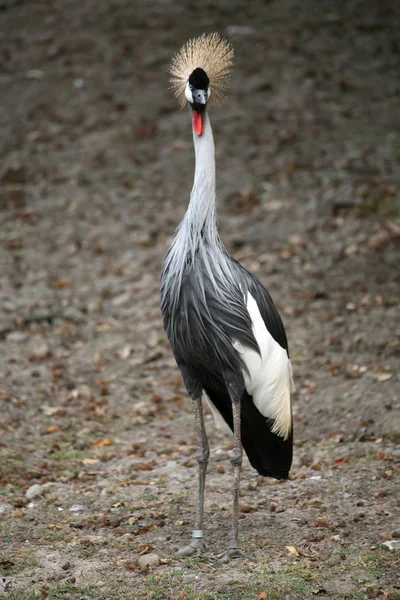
left=0, top=1, right=399, bottom=599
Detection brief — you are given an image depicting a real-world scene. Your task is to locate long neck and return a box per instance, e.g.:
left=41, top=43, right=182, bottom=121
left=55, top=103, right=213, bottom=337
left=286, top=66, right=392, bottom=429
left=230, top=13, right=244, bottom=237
left=183, top=111, right=218, bottom=248
left=161, top=109, right=234, bottom=307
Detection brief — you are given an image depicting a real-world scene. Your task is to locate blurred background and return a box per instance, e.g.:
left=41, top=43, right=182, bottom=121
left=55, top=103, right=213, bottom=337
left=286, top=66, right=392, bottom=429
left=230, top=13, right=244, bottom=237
left=0, top=1, right=399, bottom=598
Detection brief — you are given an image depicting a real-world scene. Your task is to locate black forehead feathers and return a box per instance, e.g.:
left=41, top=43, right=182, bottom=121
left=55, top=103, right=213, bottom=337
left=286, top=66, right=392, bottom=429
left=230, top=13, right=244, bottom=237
left=188, top=67, right=210, bottom=89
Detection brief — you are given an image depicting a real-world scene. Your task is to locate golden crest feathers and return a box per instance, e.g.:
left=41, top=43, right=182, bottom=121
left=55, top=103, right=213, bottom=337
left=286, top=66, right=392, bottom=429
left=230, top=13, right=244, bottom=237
left=169, top=33, right=234, bottom=107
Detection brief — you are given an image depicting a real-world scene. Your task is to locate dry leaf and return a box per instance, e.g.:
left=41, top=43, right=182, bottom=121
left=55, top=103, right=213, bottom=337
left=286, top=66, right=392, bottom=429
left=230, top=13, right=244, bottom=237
left=96, top=322, right=112, bottom=331
left=344, top=244, right=358, bottom=256
left=46, top=425, right=59, bottom=433
left=314, top=516, right=328, bottom=528
left=303, top=379, right=316, bottom=392
left=286, top=545, right=300, bottom=557
left=239, top=504, right=255, bottom=513
left=42, top=406, right=65, bottom=416
left=135, top=462, right=154, bottom=471
left=148, top=393, right=163, bottom=404
left=333, top=457, right=351, bottom=466
left=92, top=437, right=112, bottom=447
left=54, top=277, right=68, bottom=288
left=119, top=345, right=132, bottom=359
left=366, top=372, right=392, bottom=382
left=138, top=544, right=154, bottom=555
left=131, top=525, right=156, bottom=535
left=147, top=334, right=159, bottom=348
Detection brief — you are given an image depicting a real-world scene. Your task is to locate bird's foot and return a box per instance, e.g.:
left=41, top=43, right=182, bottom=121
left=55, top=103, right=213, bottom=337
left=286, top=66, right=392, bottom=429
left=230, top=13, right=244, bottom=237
left=218, top=546, right=255, bottom=563
left=174, top=538, right=207, bottom=558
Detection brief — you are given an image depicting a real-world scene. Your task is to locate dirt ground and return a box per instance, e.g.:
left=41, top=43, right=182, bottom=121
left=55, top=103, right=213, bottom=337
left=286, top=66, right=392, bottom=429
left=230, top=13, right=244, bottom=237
left=1, top=1, right=399, bottom=599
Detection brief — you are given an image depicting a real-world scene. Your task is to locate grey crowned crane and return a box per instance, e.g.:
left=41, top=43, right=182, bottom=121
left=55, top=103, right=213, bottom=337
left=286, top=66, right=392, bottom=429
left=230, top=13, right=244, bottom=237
left=160, top=34, right=295, bottom=562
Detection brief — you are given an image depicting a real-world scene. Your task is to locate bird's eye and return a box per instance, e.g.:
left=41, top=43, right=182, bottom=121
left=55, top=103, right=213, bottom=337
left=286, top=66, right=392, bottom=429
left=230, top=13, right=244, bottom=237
left=189, top=84, right=193, bottom=90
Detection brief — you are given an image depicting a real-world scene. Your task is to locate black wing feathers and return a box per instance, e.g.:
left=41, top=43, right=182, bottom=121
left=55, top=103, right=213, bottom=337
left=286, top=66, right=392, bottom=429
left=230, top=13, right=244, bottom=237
left=234, top=260, right=289, bottom=354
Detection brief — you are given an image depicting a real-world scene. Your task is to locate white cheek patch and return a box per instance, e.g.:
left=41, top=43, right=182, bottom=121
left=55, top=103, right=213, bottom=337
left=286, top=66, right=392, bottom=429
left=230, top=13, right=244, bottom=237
left=232, top=292, right=294, bottom=440
left=185, top=82, right=193, bottom=103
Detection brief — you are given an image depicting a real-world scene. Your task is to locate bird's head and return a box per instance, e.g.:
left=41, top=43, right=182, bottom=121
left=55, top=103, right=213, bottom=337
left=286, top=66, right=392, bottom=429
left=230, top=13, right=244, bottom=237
left=169, top=33, right=234, bottom=137
left=185, top=67, right=210, bottom=136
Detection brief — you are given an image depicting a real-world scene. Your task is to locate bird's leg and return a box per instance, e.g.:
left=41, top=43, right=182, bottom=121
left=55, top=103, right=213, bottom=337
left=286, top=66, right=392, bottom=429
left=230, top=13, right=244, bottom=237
left=174, top=397, right=209, bottom=557
left=229, top=398, right=242, bottom=549
left=218, top=385, right=253, bottom=563
left=218, top=397, right=246, bottom=562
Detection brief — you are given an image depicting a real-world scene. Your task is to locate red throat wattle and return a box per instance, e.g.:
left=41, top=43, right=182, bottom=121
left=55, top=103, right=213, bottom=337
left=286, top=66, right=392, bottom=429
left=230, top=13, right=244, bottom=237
left=192, top=110, right=204, bottom=136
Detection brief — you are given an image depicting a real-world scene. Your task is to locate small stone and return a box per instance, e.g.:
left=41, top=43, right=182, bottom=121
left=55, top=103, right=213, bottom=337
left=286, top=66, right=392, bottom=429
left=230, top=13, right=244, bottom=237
left=382, top=540, right=400, bottom=551
left=62, top=562, right=71, bottom=570
left=31, top=340, right=50, bottom=360
left=391, top=530, right=400, bottom=538
left=137, top=553, right=160, bottom=571
left=70, top=504, right=85, bottom=512
left=25, top=484, right=43, bottom=500
left=25, top=69, right=45, bottom=80
left=6, top=331, right=28, bottom=343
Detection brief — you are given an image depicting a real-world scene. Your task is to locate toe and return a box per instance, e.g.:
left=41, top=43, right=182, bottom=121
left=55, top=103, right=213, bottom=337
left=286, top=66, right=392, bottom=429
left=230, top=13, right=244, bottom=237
left=174, top=545, right=198, bottom=558
left=174, top=539, right=207, bottom=558
left=218, top=548, right=255, bottom=563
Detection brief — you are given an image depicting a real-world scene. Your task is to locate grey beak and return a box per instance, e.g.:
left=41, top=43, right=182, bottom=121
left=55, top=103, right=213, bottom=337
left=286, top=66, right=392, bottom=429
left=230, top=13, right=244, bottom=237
left=192, top=89, right=207, bottom=105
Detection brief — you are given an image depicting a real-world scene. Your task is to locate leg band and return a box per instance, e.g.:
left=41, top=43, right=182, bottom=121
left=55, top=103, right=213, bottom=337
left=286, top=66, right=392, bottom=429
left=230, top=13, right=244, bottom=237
left=192, top=529, right=203, bottom=539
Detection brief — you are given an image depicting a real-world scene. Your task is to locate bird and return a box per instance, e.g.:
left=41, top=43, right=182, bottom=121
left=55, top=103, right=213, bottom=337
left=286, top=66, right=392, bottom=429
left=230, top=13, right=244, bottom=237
left=160, top=33, right=295, bottom=562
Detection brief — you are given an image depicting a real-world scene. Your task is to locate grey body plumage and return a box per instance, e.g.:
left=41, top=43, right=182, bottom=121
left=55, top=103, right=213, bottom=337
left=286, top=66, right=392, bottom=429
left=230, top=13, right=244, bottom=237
left=160, top=36, right=294, bottom=561
left=161, top=238, right=286, bottom=388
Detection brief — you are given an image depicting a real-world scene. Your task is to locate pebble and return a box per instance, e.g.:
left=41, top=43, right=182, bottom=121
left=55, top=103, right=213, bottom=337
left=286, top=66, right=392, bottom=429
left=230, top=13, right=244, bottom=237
left=382, top=540, right=400, bottom=552
left=0, top=504, right=11, bottom=515
left=69, top=504, right=85, bottom=512
left=25, top=484, right=44, bottom=500
left=137, top=553, right=160, bottom=571
left=6, top=331, right=28, bottom=343
left=25, top=69, right=45, bottom=80
left=31, top=340, right=50, bottom=359
left=391, top=530, right=400, bottom=538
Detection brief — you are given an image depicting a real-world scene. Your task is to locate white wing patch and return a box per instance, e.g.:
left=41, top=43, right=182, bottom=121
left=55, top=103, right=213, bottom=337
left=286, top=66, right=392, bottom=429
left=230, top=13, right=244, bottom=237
left=232, top=292, right=295, bottom=440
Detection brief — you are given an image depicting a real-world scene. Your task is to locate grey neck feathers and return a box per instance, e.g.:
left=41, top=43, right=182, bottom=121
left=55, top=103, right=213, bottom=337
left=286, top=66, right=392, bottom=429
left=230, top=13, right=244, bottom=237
left=162, top=110, right=235, bottom=306
left=185, top=111, right=217, bottom=248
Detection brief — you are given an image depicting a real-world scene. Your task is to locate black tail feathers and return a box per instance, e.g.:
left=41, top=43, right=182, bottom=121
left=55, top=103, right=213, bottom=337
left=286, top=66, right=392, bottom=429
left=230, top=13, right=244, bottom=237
left=205, top=388, right=292, bottom=479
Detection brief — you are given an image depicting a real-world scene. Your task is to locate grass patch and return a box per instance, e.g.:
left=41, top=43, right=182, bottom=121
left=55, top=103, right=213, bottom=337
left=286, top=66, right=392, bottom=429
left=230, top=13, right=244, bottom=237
left=0, top=551, right=39, bottom=577
left=50, top=579, right=97, bottom=598
left=168, top=491, right=187, bottom=505
left=352, top=549, right=386, bottom=578
left=6, top=592, right=41, bottom=600
left=132, top=550, right=399, bottom=600
left=4, top=581, right=100, bottom=600
left=51, top=450, right=87, bottom=462
left=332, top=395, right=344, bottom=403
left=133, top=560, right=321, bottom=600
